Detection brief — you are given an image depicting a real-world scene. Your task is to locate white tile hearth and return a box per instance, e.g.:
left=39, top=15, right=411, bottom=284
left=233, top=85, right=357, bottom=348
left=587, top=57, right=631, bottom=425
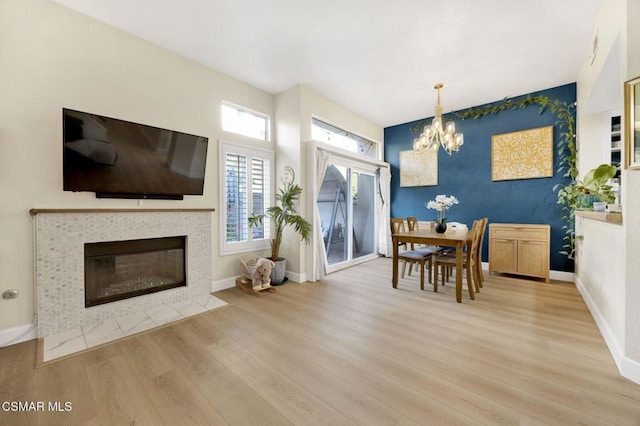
left=116, top=312, right=156, bottom=336
left=43, top=328, right=86, bottom=362
left=42, top=295, right=228, bottom=363
left=83, top=319, right=124, bottom=348
left=146, top=305, right=182, bottom=327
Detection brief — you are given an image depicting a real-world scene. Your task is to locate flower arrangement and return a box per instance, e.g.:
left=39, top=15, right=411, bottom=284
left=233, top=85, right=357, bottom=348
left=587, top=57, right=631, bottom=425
left=425, top=194, right=459, bottom=224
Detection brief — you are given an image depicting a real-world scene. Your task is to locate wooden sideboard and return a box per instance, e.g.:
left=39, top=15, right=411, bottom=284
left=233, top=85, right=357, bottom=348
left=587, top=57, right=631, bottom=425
left=489, top=223, right=550, bottom=283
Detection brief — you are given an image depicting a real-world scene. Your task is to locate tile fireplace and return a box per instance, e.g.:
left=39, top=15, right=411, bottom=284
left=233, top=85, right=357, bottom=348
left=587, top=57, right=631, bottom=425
left=32, top=209, right=214, bottom=338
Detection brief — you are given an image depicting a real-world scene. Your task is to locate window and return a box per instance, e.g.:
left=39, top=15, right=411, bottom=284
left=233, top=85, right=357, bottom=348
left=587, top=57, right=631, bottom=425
left=221, top=102, right=270, bottom=141
left=312, top=118, right=378, bottom=158
left=220, top=142, right=273, bottom=254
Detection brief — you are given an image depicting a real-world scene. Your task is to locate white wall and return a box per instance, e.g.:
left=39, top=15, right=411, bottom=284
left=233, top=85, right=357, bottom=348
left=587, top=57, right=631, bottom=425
left=623, top=0, right=640, bottom=367
left=576, top=0, right=640, bottom=384
left=0, top=0, right=274, bottom=333
left=274, top=85, right=383, bottom=281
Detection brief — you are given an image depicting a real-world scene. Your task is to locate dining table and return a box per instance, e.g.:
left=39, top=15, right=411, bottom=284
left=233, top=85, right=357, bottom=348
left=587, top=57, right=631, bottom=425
left=391, top=228, right=473, bottom=303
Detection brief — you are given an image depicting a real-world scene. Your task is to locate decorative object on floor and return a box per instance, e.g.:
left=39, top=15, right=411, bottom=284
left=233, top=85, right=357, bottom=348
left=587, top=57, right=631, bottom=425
left=399, top=149, right=438, bottom=187
left=491, top=125, right=553, bottom=181
left=248, top=171, right=312, bottom=284
left=412, top=83, right=464, bottom=155
left=425, top=194, right=458, bottom=233
left=624, top=75, right=640, bottom=169
left=240, top=255, right=275, bottom=292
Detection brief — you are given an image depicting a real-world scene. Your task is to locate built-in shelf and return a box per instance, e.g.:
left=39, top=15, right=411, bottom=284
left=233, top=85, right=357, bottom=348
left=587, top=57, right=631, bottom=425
left=575, top=210, right=622, bottom=225
left=29, top=208, right=216, bottom=216
left=611, top=115, right=621, bottom=170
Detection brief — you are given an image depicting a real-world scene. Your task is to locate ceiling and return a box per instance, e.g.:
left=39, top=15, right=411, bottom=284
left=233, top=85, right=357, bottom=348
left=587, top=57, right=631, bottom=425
left=51, top=0, right=603, bottom=127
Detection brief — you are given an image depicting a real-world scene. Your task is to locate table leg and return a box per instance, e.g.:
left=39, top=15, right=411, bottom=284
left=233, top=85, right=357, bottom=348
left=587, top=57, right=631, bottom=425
left=392, top=237, right=398, bottom=288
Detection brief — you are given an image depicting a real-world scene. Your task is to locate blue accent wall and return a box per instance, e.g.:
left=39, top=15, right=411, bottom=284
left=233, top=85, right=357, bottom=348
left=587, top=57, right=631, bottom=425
left=384, top=83, right=575, bottom=272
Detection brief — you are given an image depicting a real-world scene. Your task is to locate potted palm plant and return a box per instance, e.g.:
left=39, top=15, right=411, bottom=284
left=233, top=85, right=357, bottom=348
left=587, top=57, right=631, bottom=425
left=248, top=181, right=312, bottom=284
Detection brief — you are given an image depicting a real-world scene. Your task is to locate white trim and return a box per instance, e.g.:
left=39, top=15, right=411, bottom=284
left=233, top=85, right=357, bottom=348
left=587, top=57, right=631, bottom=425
left=481, top=262, right=575, bottom=283
left=218, top=141, right=274, bottom=256
left=621, top=356, right=640, bottom=386
left=211, top=276, right=236, bottom=293
left=574, top=275, right=640, bottom=386
left=0, top=323, right=38, bottom=348
left=550, top=269, right=575, bottom=282
left=285, top=270, right=307, bottom=283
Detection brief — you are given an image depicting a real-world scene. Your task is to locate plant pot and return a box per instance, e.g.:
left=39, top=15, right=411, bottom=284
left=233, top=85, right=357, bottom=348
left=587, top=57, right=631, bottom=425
left=434, top=222, right=447, bottom=233
left=270, top=257, right=287, bottom=285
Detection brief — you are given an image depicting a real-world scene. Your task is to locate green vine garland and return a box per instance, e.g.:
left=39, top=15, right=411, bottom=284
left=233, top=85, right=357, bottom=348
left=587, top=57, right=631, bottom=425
left=412, top=94, right=578, bottom=259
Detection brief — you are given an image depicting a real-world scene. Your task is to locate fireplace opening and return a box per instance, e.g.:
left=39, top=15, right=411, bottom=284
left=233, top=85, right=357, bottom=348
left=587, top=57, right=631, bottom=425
left=84, top=236, right=186, bottom=308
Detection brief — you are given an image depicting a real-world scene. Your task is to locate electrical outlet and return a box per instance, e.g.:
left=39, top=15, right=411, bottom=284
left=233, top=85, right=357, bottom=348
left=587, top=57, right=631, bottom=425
left=2, top=289, right=19, bottom=299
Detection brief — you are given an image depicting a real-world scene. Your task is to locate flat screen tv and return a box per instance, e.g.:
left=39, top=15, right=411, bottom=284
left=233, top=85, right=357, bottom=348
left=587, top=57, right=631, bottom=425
left=63, top=108, right=208, bottom=200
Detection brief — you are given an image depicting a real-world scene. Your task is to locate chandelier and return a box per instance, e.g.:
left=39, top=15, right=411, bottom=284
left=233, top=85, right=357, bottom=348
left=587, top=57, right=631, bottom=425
left=413, top=83, right=464, bottom=155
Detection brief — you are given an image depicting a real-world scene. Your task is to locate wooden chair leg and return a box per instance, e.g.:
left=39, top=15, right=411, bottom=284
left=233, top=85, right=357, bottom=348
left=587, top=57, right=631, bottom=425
left=433, top=263, right=438, bottom=293
left=401, top=260, right=407, bottom=278
left=420, top=261, right=425, bottom=290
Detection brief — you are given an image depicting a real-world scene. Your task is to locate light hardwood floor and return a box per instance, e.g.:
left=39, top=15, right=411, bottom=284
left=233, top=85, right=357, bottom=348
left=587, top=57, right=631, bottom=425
left=2, top=257, right=640, bottom=425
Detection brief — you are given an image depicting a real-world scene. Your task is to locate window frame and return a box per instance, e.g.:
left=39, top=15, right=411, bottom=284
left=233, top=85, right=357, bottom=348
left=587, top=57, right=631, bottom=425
left=219, top=141, right=274, bottom=255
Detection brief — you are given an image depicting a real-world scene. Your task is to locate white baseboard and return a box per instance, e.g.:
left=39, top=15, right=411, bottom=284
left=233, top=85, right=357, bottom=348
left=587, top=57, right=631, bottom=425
left=211, top=270, right=309, bottom=293
left=211, top=276, right=236, bottom=293
left=481, top=262, right=574, bottom=283
left=621, top=356, right=640, bottom=386
left=574, top=275, right=640, bottom=386
left=0, top=323, right=37, bottom=348
left=550, top=269, right=574, bottom=282
left=286, top=270, right=307, bottom=283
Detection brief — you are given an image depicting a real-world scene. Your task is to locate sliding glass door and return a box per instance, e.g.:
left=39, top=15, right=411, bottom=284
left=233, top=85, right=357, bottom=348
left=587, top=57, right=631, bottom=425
left=317, top=160, right=377, bottom=271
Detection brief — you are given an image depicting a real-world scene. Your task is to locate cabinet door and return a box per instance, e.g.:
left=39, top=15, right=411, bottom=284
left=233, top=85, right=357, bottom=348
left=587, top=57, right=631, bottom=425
left=517, top=240, right=547, bottom=277
left=490, top=238, right=517, bottom=273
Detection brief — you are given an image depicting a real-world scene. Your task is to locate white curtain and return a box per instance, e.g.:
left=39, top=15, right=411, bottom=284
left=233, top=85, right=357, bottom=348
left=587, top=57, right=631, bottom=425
left=377, top=166, right=392, bottom=257
left=314, top=149, right=331, bottom=280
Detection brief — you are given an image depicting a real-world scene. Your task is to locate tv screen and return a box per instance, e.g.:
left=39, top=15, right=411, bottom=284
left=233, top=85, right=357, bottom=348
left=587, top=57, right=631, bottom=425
left=63, top=108, right=208, bottom=199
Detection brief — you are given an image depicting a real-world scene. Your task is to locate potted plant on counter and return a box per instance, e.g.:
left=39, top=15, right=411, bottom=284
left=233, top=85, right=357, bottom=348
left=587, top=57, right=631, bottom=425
left=556, top=163, right=616, bottom=211
left=248, top=176, right=312, bottom=285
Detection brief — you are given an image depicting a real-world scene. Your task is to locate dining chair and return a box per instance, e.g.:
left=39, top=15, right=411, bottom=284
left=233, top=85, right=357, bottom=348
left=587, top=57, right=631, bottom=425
left=432, top=219, right=482, bottom=296
left=406, top=216, right=443, bottom=278
left=390, top=217, right=437, bottom=290
left=476, top=217, right=488, bottom=289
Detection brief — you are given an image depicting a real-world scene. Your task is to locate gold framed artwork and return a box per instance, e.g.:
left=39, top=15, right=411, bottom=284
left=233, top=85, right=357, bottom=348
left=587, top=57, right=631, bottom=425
left=491, top=125, right=553, bottom=181
left=399, top=149, right=437, bottom=187
left=625, top=75, right=640, bottom=169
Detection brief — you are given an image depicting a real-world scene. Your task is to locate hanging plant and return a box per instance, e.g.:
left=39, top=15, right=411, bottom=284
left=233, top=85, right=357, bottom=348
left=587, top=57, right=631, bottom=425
left=423, top=94, right=578, bottom=259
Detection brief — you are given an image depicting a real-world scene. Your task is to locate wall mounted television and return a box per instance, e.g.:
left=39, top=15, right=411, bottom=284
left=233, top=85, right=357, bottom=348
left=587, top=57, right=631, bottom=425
left=63, top=108, right=209, bottom=200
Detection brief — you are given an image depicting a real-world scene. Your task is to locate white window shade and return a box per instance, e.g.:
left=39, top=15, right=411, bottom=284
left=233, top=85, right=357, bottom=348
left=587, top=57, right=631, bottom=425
left=220, top=142, right=273, bottom=255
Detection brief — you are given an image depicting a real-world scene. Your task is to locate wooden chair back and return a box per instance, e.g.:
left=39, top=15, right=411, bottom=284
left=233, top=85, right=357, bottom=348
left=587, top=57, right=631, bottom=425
left=406, top=216, right=418, bottom=232
left=390, top=218, right=408, bottom=251
left=390, top=217, right=406, bottom=234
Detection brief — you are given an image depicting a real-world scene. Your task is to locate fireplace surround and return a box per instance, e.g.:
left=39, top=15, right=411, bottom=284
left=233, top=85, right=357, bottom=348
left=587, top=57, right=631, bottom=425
left=32, top=208, right=214, bottom=338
